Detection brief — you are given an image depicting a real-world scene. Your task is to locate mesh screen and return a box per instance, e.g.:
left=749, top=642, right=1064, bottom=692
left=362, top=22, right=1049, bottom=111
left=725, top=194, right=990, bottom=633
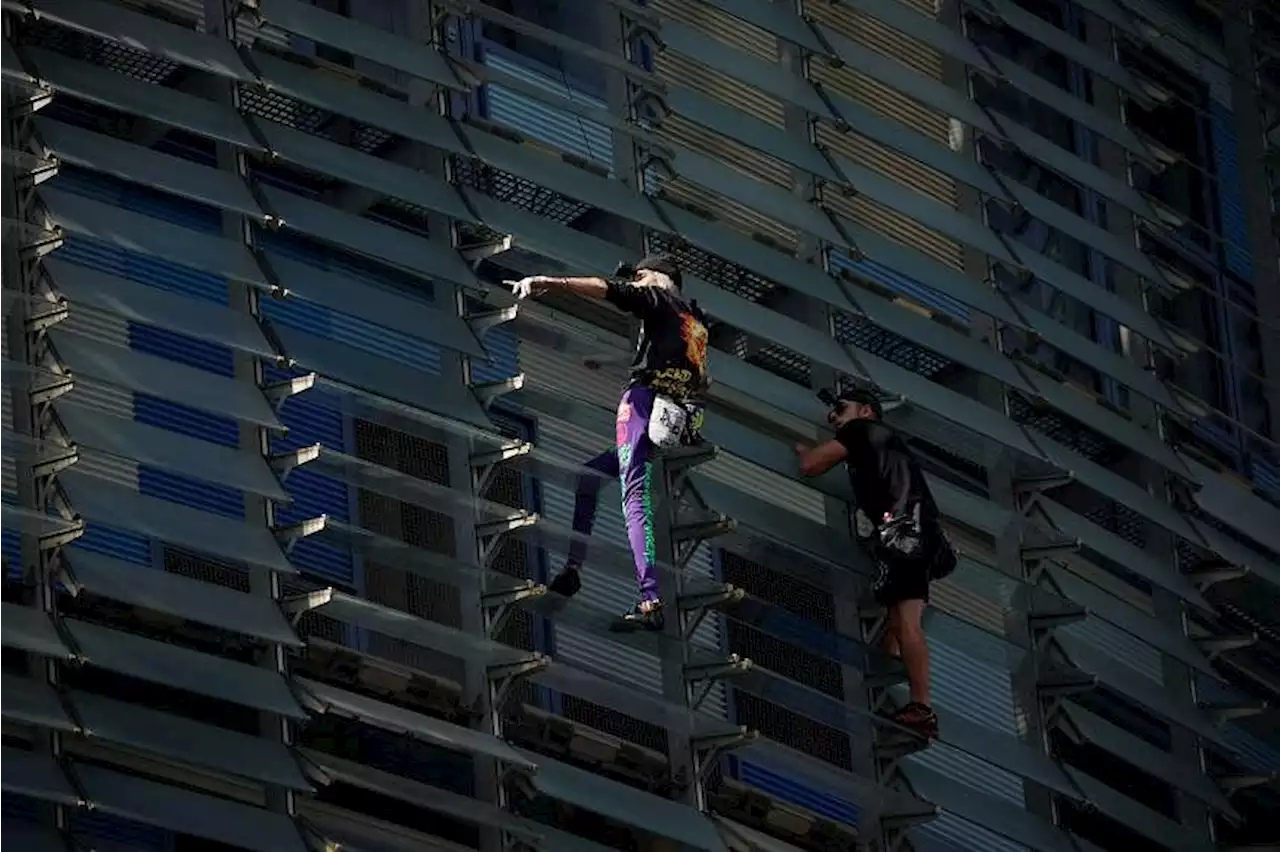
left=726, top=621, right=842, bottom=698
left=1008, top=391, right=1122, bottom=464
left=22, top=21, right=179, bottom=84
left=484, top=465, right=533, bottom=579
left=561, top=695, right=669, bottom=755
left=719, top=551, right=851, bottom=768
left=355, top=420, right=467, bottom=681
left=733, top=691, right=852, bottom=771
left=720, top=551, right=835, bottom=630
left=452, top=158, right=590, bottom=224
left=363, top=559, right=464, bottom=683
left=162, top=547, right=250, bottom=592
left=832, top=309, right=952, bottom=378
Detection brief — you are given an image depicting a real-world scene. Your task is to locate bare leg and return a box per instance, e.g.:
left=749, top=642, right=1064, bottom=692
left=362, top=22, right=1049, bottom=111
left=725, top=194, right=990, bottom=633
left=890, top=599, right=930, bottom=706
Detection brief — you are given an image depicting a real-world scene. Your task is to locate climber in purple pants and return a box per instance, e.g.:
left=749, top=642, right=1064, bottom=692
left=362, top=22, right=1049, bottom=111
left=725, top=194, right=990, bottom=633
left=508, top=256, right=708, bottom=632
left=567, top=385, right=662, bottom=606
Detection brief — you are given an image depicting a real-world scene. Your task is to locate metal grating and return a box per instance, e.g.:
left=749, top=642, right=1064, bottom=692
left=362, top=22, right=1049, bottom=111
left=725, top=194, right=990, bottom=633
left=1083, top=499, right=1149, bottom=549
left=733, top=690, right=853, bottom=771
left=747, top=343, right=812, bottom=387
left=162, top=546, right=250, bottom=592
left=647, top=232, right=776, bottom=303
left=720, top=551, right=835, bottom=630
left=237, top=83, right=396, bottom=155
left=354, top=418, right=466, bottom=681
left=832, top=310, right=952, bottom=378
left=720, top=552, right=853, bottom=771
left=452, top=157, right=590, bottom=225
left=560, top=694, right=670, bottom=755
left=1007, top=392, right=1121, bottom=463
left=239, top=85, right=330, bottom=135
left=21, top=21, right=179, bottom=84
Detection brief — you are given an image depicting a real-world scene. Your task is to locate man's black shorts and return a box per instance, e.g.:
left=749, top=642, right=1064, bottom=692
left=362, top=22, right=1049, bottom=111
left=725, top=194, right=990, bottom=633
left=870, top=529, right=953, bottom=606
left=872, top=546, right=931, bottom=606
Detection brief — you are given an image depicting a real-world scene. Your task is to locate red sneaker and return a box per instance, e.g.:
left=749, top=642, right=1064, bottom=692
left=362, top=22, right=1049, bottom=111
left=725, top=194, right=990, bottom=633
left=887, top=702, right=939, bottom=741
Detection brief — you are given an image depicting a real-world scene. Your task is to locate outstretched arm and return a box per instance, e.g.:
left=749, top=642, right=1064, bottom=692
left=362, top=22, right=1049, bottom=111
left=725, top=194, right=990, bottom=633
left=795, top=439, right=848, bottom=477
left=509, top=274, right=609, bottom=300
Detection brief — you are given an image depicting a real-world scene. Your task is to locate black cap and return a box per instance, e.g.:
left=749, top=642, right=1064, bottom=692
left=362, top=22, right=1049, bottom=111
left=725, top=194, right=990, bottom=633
left=837, top=387, right=884, bottom=419
left=635, top=254, right=683, bottom=289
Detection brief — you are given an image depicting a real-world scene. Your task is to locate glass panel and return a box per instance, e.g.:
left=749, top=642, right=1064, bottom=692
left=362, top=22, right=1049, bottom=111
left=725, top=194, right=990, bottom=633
left=64, top=618, right=306, bottom=718
left=65, top=549, right=300, bottom=646
left=0, top=602, right=72, bottom=659
left=0, top=746, right=77, bottom=805
left=70, top=689, right=311, bottom=790
left=49, top=331, right=278, bottom=428
left=0, top=672, right=75, bottom=731
left=524, top=749, right=727, bottom=852
left=60, top=472, right=294, bottom=575
left=76, top=763, right=307, bottom=852
left=296, top=677, right=537, bottom=771
left=47, top=257, right=272, bottom=356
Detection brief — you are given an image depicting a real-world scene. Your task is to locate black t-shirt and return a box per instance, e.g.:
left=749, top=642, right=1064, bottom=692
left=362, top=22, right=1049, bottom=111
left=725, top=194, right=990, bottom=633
left=835, top=420, right=939, bottom=527
left=605, top=279, right=709, bottom=401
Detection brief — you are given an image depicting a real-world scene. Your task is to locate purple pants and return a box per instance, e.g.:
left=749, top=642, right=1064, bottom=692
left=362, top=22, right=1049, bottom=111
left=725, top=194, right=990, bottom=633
left=568, top=386, right=660, bottom=602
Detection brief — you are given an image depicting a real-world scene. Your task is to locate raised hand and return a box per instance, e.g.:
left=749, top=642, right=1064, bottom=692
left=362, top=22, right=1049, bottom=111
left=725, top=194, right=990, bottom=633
left=507, top=275, right=553, bottom=300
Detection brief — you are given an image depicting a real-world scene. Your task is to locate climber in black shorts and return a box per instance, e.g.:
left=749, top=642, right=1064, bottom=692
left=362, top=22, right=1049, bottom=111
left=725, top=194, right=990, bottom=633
left=794, top=388, right=955, bottom=740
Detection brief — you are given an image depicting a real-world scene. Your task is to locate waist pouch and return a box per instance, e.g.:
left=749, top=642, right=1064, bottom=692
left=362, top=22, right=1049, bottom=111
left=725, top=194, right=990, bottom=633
left=649, top=394, right=705, bottom=450
left=877, top=508, right=956, bottom=581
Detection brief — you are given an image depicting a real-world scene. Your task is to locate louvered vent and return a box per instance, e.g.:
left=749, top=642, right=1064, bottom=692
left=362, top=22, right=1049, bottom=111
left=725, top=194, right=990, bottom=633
left=721, top=552, right=853, bottom=770
left=162, top=546, right=250, bottom=592
left=355, top=420, right=468, bottom=682
left=806, top=2, right=964, bottom=271
left=649, top=0, right=799, bottom=251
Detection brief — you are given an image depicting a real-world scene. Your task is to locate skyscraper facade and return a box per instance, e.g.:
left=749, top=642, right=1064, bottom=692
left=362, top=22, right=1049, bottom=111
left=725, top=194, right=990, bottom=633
left=2, top=1, right=1277, bottom=850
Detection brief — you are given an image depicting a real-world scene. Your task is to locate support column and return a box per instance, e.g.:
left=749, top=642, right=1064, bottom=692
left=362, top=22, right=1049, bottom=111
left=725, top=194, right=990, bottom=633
left=1224, top=0, right=1280, bottom=440
left=1085, top=13, right=1216, bottom=846
left=4, top=40, right=71, bottom=837
left=941, top=0, right=1061, bottom=830
left=204, top=0, right=294, bottom=819
left=781, top=1, right=879, bottom=797
left=595, top=3, right=711, bottom=810
left=417, top=7, right=508, bottom=849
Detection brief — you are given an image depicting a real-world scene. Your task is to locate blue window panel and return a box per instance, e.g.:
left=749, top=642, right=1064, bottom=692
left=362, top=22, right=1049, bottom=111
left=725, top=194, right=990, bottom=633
left=153, top=135, right=218, bottom=169
left=3, top=525, right=23, bottom=579
left=127, top=324, right=236, bottom=377
left=829, top=251, right=971, bottom=322
left=54, top=167, right=229, bottom=304
left=256, top=229, right=435, bottom=305
left=266, top=365, right=354, bottom=587
left=56, top=236, right=229, bottom=305
left=1209, top=102, right=1253, bottom=282
left=0, top=491, right=21, bottom=578
left=132, top=395, right=241, bottom=448
left=137, top=467, right=245, bottom=520
left=470, top=324, right=520, bottom=383
left=261, top=296, right=443, bottom=375
left=71, top=811, right=172, bottom=852
left=56, top=166, right=222, bottom=234
left=1252, top=456, right=1280, bottom=503
left=257, top=230, right=442, bottom=373
left=275, top=467, right=352, bottom=587
left=479, top=46, right=614, bottom=169
left=1223, top=716, right=1280, bottom=767
left=730, top=756, right=859, bottom=827
left=1, top=793, right=41, bottom=821
left=71, top=524, right=152, bottom=566
left=360, top=727, right=475, bottom=795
